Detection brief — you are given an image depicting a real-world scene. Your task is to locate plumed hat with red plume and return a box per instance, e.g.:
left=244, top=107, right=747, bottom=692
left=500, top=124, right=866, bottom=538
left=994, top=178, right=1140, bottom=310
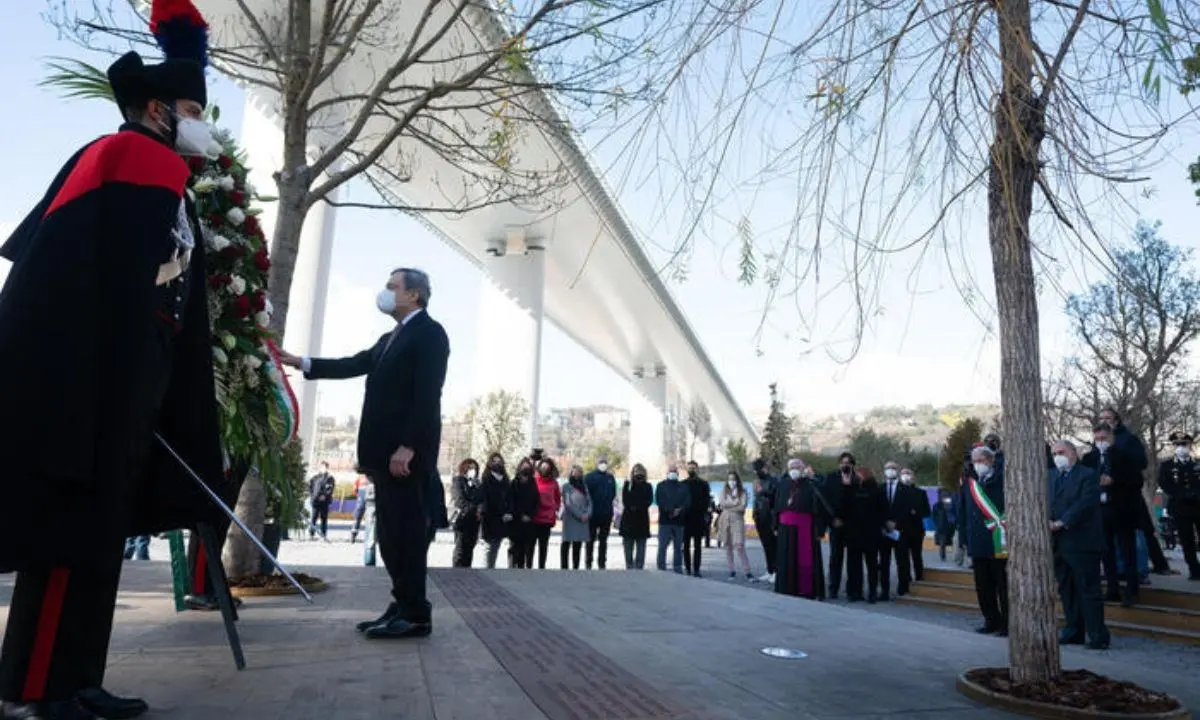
left=106, top=0, right=209, bottom=110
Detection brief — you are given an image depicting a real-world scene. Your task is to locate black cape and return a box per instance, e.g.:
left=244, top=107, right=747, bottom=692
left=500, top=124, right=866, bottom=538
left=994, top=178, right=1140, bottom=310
left=0, top=125, right=227, bottom=572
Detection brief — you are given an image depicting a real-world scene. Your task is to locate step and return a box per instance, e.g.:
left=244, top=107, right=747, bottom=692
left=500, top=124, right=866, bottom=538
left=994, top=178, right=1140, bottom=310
left=920, top=568, right=1200, bottom=612
left=897, top=596, right=1200, bottom=646
left=907, top=580, right=1200, bottom=633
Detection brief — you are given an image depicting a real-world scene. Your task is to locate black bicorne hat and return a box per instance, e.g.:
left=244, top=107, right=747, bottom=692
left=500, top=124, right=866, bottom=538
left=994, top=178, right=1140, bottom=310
left=1170, top=431, right=1194, bottom=445
left=107, top=51, right=207, bottom=110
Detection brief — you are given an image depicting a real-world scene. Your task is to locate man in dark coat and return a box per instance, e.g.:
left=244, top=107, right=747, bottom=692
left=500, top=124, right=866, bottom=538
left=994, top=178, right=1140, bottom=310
left=308, top=462, right=337, bottom=540
left=824, top=453, right=856, bottom=598
left=281, top=267, right=449, bottom=640
left=682, top=461, right=712, bottom=577
left=1050, top=440, right=1110, bottom=649
left=1158, top=432, right=1200, bottom=580
left=964, top=445, right=1008, bottom=636
left=583, top=458, right=617, bottom=569
left=879, top=460, right=917, bottom=599
left=751, top=459, right=778, bottom=581
left=1080, top=423, right=1143, bottom=605
left=1099, top=407, right=1172, bottom=574
left=0, top=46, right=226, bottom=720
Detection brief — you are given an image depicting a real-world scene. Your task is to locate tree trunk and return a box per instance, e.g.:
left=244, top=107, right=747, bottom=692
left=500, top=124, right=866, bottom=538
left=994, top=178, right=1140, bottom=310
left=991, top=0, right=1059, bottom=685
left=223, top=467, right=268, bottom=577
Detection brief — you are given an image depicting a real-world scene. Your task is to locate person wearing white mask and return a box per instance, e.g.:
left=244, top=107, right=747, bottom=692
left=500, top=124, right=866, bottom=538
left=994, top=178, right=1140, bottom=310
left=1158, top=432, right=1200, bottom=580
left=717, top=472, right=756, bottom=582
left=1049, top=440, right=1110, bottom=649
left=772, top=458, right=831, bottom=600
left=879, top=460, right=916, bottom=600
left=963, top=445, right=1008, bottom=636
left=584, top=457, right=618, bottom=570
left=654, top=463, right=691, bottom=572
left=280, top=266, right=449, bottom=641
left=899, top=467, right=931, bottom=582
left=1081, top=423, right=1142, bottom=605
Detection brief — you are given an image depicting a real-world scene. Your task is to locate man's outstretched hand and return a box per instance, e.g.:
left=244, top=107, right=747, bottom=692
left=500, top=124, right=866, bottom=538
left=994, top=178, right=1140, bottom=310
left=277, top=349, right=302, bottom=369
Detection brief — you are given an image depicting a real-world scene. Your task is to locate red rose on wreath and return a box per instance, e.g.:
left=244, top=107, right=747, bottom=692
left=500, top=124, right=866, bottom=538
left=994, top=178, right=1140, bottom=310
left=253, top=248, right=271, bottom=272
left=244, top=215, right=261, bottom=236
left=229, top=190, right=246, bottom=207
left=221, top=245, right=245, bottom=259
left=187, top=156, right=207, bottom=173
left=234, top=295, right=252, bottom=318
left=252, top=291, right=267, bottom=312
left=218, top=155, right=234, bottom=169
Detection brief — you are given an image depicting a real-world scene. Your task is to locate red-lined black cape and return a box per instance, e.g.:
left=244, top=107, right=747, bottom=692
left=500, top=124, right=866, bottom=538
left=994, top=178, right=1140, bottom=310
left=0, top=125, right=228, bottom=572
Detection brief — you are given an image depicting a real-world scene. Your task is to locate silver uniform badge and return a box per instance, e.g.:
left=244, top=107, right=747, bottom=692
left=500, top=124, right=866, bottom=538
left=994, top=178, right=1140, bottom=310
left=156, top=200, right=194, bottom=287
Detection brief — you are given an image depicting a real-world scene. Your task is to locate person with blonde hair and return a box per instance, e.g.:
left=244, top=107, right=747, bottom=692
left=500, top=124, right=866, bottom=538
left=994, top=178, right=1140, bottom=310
left=717, top=471, right=756, bottom=582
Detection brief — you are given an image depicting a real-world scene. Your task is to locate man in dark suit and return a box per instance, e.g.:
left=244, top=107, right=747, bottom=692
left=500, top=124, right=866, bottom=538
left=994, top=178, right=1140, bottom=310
left=1080, top=423, right=1143, bottom=605
left=879, top=460, right=915, bottom=599
left=1099, top=407, right=1172, bottom=575
left=1049, top=440, right=1110, bottom=650
left=281, top=267, right=449, bottom=640
left=964, top=445, right=1007, bottom=635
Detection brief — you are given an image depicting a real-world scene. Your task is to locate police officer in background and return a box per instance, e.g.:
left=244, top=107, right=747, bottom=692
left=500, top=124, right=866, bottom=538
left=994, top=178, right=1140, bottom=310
left=0, top=2, right=226, bottom=714
left=1159, top=432, right=1200, bottom=580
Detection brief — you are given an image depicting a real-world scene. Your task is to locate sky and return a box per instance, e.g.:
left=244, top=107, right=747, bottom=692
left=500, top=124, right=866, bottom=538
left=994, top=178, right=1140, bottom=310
left=3, top=2, right=1200, bottom=430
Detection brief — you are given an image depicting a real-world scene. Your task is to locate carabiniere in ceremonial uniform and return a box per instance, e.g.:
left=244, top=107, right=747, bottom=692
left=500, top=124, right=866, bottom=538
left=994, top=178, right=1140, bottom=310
left=1159, top=432, right=1200, bottom=580
left=0, top=0, right=229, bottom=716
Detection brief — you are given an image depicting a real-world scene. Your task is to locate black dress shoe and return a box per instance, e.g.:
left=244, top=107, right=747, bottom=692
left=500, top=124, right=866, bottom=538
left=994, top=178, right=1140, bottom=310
left=975, top=625, right=998, bottom=635
left=364, top=618, right=432, bottom=640
left=356, top=603, right=399, bottom=633
left=1086, top=638, right=1111, bottom=650
left=76, top=688, right=147, bottom=720
left=1, top=700, right=96, bottom=720
left=1059, top=633, right=1084, bottom=645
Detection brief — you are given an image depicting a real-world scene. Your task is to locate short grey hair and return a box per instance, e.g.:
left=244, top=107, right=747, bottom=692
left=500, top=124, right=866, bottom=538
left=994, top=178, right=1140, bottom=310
left=787, top=458, right=805, bottom=469
left=393, top=267, right=431, bottom=308
left=971, top=446, right=996, bottom=462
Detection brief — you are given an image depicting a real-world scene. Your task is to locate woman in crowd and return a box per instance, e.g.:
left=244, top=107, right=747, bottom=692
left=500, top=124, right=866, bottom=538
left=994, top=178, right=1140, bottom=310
left=480, top=452, right=512, bottom=568
left=774, top=458, right=830, bottom=600
left=620, top=463, right=653, bottom=569
left=717, top=471, right=755, bottom=582
left=842, top=466, right=886, bottom=603
left=560, top=464, right=592, bottom=569
left=449, top=458, right=483, bottom=567
left=508, top=457, right=540, bottom=568
left=531, top=457, right=562, bottom=569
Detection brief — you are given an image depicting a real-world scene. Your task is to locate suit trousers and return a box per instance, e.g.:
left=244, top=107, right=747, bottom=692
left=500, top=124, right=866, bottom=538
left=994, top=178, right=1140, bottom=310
left=1056, top=550, right=1109, bottom=644
left=972, top=556, right=1008, bottom=631
left=1101, top=518, right=1138, bottom=597
left=905, top=529, right=925, bottom=580
left=452, top=522, right=479, bottom=568
left=827, top=526, right=847, bottom=595
left=683, top=523, right=705, bottom=576
left=586, top=518, right=612, bottom=569
left=878, top=537, right=911, bottom=597
left=623, top=538, right=647, bottom=569
left=755, top=515, right=778, bottom=575
left=657, top=525, right=685, bottom=571
left=1176, top=510, right=1200, bottom=574
left=0, top=534, right=125, bottom=702
left=370, top=472, right=431, bottom=624
left=845, top=544, right=878, bottom=600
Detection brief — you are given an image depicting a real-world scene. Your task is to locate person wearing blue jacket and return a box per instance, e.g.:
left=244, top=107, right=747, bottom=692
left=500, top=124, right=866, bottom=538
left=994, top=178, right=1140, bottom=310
left=584, top=459, right=618, bottom=569
left=655, top=464, right=692, bottom=572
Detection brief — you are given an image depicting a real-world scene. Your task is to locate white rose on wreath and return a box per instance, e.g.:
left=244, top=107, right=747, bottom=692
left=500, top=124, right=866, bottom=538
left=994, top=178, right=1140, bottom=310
left=219, top=175, right=236, bottom=191
left=254, top=310, right=270, bottom=328
left=226, top=207, right=246, bottom=226
left=212, top=347, right=228, bottom=365
left=229, top=275, right=247, bottom=295
left=243, top=355, right=263, bottom=370
left=206, top=232, right=231, bottom=252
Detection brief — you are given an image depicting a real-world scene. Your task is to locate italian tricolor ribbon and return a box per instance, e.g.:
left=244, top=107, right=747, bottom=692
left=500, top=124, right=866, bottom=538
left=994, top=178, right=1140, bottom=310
left=264, top=338, right=300, bottom=441
left=969, top=477, right=1007, bottom=558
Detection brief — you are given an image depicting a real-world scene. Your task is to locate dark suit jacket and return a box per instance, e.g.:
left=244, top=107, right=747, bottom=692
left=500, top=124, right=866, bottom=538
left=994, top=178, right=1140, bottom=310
left=1049, top=463, right=1104, bottom=555
left=881, top=478, right=917, bottom=525
left=305, top=310, right=450, bottom=477
left=1080, top=446, right=1143, bottom=524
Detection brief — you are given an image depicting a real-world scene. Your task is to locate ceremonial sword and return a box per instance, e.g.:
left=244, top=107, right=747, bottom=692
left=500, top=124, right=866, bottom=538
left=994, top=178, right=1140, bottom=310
left=154, top=432, right=314, bottom=603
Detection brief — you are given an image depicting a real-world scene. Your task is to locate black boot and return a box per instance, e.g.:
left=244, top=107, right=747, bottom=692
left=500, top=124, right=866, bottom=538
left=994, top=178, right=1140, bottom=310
left=76, top=688, right=147, bottom=720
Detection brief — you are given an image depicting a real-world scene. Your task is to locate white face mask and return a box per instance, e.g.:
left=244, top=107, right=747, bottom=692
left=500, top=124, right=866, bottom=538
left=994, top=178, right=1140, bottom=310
left=466, top=469, right=477, bottom=480
left=900, top=474, right=913, bottom=484
left=667, top=472, right=679, bottom=481
left=884, top=468, right=898, bottom=480
left=1053, top=454, right=1071, bottom=471
left=973, top=463, right=990, bottom=478
left=788, top=469, right=801, bottom=480
left=1095, top=441, right=1111, bottom=453
left=376, top=288, right=397, bottom=315
left=1176, top=446, right=1191, bottom=460
left=597, top=463, right=608, bottom=473
left=727, top=479, right=737, bottom=489
left=175, top=116, right=218, bottom=157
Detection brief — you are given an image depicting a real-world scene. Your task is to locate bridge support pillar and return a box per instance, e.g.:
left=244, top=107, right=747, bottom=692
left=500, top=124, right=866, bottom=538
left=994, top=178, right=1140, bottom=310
left=474, top=243, right=546, bottom=450
left=629, top=366, right=674, bottom=478
left=241, top=98, right=338, bottom=465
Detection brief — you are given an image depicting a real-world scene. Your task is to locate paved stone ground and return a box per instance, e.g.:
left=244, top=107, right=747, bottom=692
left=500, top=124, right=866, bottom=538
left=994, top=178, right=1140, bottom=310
left=0, top=523, right=1194, bottom=719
